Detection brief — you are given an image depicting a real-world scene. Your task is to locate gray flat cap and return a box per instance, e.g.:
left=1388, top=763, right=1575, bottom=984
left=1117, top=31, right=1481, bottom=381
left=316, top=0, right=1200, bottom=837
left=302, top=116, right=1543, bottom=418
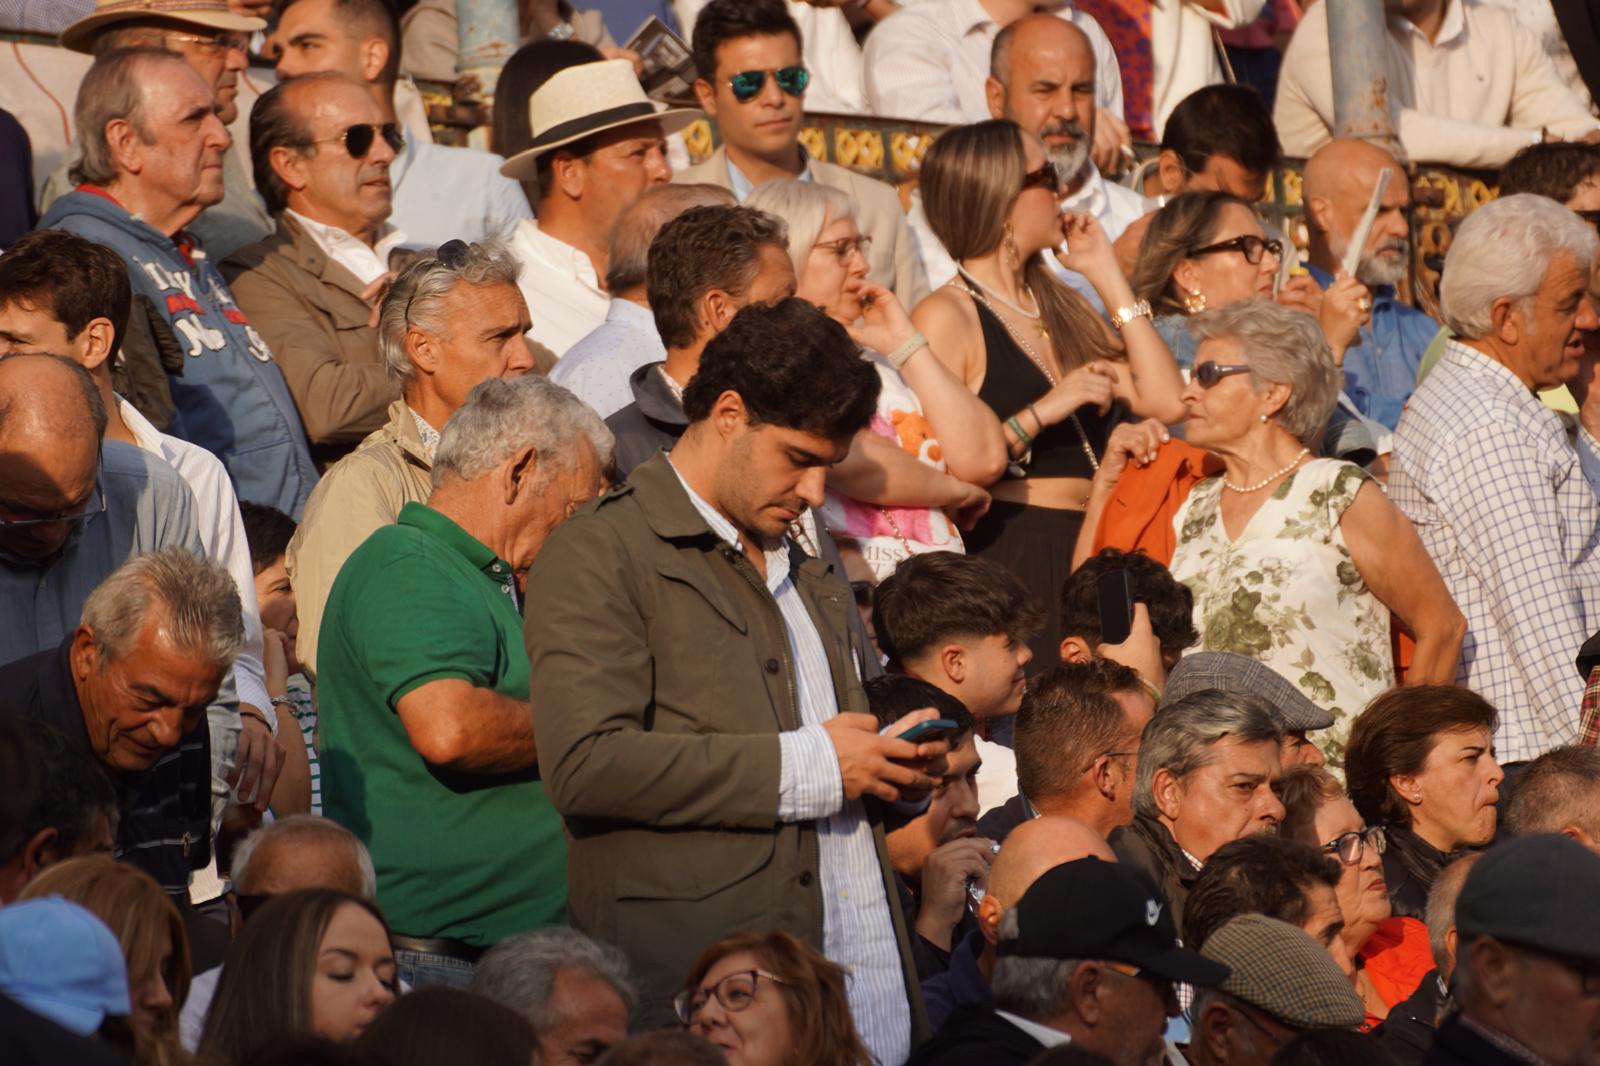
left=1201, top=914, right=1365, bottom=1029
left=1162, top=652, right=1335, bottom=732
left=1457, top=834, right=1600, bottom=959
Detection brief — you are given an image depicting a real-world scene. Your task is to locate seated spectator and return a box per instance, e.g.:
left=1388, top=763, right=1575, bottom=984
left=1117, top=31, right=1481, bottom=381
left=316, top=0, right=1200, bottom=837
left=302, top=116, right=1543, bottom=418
left=1275, top=0, right=1600, bottom=169
left=599, top=1030, right=728, bottom=1066
left=1058, top=546, right=1198, bottom=678
left=865, top=675, right=988, bottom=964
left=224, top=73, right=407, bottom=468
left=1184, top=836, right=1348, bottom=969
left=1429, top=835, right=1600, bottom=1066
left=748, top=178, right=1004, bottom=579
left=470, top=928, right=635, bottom=1066
left=551, top=184, right=737, bottom=418
left=1372, top=854, right=1479, bottom=1066
left=1505, top=746, right=1600, bottom=849
left=287, top=241, right=536, bottom=680
left=0, top=547, right=243, bottom=898
left=1111, top=690, right=1285, bottom=930
left=500, top=59, right=697, bottom=356
left=923, top=816, right=1117, bottom=1033
left=1392, top=196, right=1600, bottom=762
left=0, top=896, right=130, bottom=1039
left=0, top=723, right=116, bottom=903
left=273, top=0, right=533, bottom=248
left=687, top=0, right=929, bottom=304
left=908, top=857, right=1227, bottom=1066
left=20, top=855, right=191, bottom=1066
left=1189, top=915, right=1366, bottom=1066
left=353, top=987, right=539, bottom=1066
left=199, top=888, right=396, bottom=1062
left=1302, top=141, right=1437, bottom=431
left=676, top=930, right=872, bottom=1066
left=1163, top=652, right=1335, bottom=768
left=320, top=377, right=611, bottom=987
left=51, top=0, right=271, bottom=260
left=1345, top=687, right=1504, bottom=921
left=872, top=551, right=1046, bottom=804
left=178, top=815, right=376, bottom=1051
left=604, top=203, right=796, bottom=476
left=1151, top=300, right=1462, bottom=759
left=978, top=661, right=1155, bottom=843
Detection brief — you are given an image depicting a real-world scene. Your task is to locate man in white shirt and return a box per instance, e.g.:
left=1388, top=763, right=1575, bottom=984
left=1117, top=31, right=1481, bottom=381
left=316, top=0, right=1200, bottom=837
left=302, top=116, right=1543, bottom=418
left=500, top=60, right=700, bottom=357
left=224, top=73, right=407, bottom=468
left=1275, top=0, right=1600, bottom=169
left=272, top=0, right=533, bottom=248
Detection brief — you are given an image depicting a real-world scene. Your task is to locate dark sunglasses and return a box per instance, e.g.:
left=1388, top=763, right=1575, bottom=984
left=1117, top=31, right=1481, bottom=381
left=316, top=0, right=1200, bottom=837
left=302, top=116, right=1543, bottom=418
left=728, top=66, right=810, bottom=103
left=309, top=122, right=404, bottom=159
left=1189, top=234, right=1283, bottom=265
left=1193, top=361, right=1253, bottom=388
left=1020, top=160, right=1059, bottom=194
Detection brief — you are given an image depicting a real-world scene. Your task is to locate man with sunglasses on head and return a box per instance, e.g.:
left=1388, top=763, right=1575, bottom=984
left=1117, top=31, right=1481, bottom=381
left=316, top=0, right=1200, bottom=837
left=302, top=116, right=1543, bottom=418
left=223, top=72, right=407, bottom=470
left=679, top=0, right=930, bottom=306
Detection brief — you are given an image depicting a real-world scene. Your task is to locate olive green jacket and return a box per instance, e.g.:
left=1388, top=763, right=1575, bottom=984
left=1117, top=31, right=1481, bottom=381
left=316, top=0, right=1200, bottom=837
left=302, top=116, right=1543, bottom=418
left=524, top=453, right=927, bottom=1033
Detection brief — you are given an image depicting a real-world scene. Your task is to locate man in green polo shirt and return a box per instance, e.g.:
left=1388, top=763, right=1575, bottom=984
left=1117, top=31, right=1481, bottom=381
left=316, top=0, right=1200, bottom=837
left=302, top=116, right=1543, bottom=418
left=318, top=375, right=613, bottom=990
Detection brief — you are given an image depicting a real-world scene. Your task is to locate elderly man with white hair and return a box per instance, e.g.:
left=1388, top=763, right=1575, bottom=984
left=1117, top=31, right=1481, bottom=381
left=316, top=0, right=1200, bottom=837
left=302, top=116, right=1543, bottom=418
left=1391, top=194, right=1600, bottom=765
left=318, top=374, right=613, bottom=992
left=470, top=928, right=637, bottom=1066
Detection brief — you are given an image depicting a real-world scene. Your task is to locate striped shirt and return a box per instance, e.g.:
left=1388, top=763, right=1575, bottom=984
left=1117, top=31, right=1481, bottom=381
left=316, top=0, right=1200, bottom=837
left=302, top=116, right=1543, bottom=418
left=670, top=463, right=912, bottom=1066
left=1390, top=340, right=1600, bottom=762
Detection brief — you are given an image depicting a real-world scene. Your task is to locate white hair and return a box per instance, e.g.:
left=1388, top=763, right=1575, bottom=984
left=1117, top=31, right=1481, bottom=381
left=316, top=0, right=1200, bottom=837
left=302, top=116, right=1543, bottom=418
left=230, top=815, right=377, bottom=899
left=81, top=548, right=244, bottom=668
left=377, top=241, right=522, bottom=387
left=1132, top=690, right=1284, bottom=820
left=470, top=928, right=636, bottom=1028
left=1439, top=193, right=1599, bottom=339
left=432, top=375, right=614, bottom=488
left=746, top=178, right=860, bottom=277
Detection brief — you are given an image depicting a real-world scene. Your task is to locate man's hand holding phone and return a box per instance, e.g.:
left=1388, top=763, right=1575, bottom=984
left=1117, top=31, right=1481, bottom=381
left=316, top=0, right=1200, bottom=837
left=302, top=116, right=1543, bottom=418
left=824, top=708, right=950, bottom=803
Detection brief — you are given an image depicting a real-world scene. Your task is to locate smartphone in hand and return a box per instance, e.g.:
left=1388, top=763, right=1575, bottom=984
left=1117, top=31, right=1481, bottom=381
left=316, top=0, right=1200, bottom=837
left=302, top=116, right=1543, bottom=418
left=1097, top=569, right=1134, bottom=646
left=897, top=718, right=960, bottom=745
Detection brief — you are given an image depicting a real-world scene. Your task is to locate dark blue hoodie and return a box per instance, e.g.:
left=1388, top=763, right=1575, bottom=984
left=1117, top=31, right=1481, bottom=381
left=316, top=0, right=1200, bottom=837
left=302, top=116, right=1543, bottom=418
left=41, top=188, right=317, bottom=516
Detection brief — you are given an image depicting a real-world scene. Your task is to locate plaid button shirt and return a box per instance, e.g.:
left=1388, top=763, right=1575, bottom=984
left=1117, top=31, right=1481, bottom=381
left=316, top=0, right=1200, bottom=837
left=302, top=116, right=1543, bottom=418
left=1390, top=340, right=1600, bottom=762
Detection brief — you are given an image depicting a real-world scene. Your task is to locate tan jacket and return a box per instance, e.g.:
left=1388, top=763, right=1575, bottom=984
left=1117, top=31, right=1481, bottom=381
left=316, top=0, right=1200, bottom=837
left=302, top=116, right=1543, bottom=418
left=676, top=146, right=931, bottom=307
left=223, top=215, right=399, bottom=469
left=286, top=400, right=432, bottom=679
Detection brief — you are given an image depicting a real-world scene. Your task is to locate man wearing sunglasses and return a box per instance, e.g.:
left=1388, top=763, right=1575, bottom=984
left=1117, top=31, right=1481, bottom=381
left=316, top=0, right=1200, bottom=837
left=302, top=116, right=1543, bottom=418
left=679, top=0, right=930, bottom=306
left=223, top=73, right=407, bottom=469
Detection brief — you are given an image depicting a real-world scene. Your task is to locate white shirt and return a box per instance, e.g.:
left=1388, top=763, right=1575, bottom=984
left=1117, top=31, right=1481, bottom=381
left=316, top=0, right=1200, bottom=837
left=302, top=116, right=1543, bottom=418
left=388, top=130, right=532, bottom=250
left=548, top=298, right=667, bottom=419
left=1138, top=0, right=1267, bottom=136
left=975, top=735, right=1019, bottom=819
left=283, top=209, right=408, bottom=287
left=862, top=0, right=1124, bottom=125
left=996, top=1011, right=1074, bottom=1050
left=506, top=218, right=612, bottom=358
left=673, top=0, right=866, bottom=113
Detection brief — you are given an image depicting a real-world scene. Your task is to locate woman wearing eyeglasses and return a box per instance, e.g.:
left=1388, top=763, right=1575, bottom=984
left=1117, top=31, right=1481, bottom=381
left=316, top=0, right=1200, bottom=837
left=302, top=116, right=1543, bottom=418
left=1276, top=765, right=1434, bottom=1027
left=747, top=179, right=1008, bottom=581
left=912, top=120, right=1186, bottom=664
left=675, top=930, right=872, bottom=1066
left=1155, top=300, right=1461, bottom=763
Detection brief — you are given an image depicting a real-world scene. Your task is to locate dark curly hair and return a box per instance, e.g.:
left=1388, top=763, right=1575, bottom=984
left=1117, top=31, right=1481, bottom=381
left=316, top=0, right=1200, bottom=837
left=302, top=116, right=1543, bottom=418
left=647, top=204, right=789, bottom=349
left=1498, top=142, right=1600, bottom=205
left=1060, top=548, right=1198, bottom=656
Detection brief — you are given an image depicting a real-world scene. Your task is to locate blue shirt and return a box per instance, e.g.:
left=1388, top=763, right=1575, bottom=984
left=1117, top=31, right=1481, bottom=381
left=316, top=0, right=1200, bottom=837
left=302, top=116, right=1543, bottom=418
left=390, top=132, right=532, bottom=250
left=922, top=929, right=992, bottom=1033
left=1307, top=264, right=1439, bottom=430
left=549, top=299, right=666, bottom=418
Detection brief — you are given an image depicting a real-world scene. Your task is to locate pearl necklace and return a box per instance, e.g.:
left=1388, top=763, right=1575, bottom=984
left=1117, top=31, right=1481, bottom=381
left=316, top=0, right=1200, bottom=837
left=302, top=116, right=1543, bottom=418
left=956, top=266, right=1048, bottom=339
left=1223, top=448, right=1310, bottom=493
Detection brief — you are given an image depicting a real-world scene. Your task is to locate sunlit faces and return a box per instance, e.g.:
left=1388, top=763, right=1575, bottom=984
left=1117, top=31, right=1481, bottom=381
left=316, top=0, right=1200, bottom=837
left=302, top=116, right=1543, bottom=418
left=121, top=25, right=249, bottom=126
left=309, top=902, right=396, bottom=1043
left=1157, top=736, right=1284, bottom=862
left=561, top=121, right=672, bottom=230
left=1311, top=795, right=1390, bottom=954
left=1401, top=726, right=1503, bottom=852
left=696, top=32, right=805, bottom=162
left=1328, top=171, right=1411, bottom=288
left=280, top=77, right=396, bottom=237
left=689, top=951, right=794, bottom=1066
left=994, top=18, right=1097, bottom=183
left=416, top=281, right=536, bottom=411
left=797, top=214, right=871, bottom=325
left=537, top=967, right=631, bottom=1066
left=0, top=300, right=89, bottom=362
left=1173, top=203, right=1279, bottom=309
left=1181, top=336, right=1269, bottom=449
left=711, top=420, right=850, bottom=541
left=133, top=61, right=231, bottom=213
left=1514, top=252, right=1600, bottom=392
left=254, top=554, right=298, bottom=646
left=1009, top=135, right=1068, bottom=259
left=272, top=0, right=374, bottom=82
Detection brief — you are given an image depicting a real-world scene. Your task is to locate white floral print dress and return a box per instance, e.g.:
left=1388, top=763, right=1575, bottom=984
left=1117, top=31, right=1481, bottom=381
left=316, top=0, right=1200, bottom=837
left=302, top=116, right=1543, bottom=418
left=1169, top=458, right=1394, bottom=763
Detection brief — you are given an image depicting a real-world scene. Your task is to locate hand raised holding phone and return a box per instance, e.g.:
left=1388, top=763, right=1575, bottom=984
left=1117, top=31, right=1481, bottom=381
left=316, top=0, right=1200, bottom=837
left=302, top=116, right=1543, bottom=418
left=824, top=708, right=950, bottom=803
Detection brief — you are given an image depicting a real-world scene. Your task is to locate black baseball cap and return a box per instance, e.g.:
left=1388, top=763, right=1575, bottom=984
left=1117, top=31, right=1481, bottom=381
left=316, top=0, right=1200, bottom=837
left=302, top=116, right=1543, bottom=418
left=1457, top=834, right=1600, bottom=960
left=999, top=858, right=1230, bottom=987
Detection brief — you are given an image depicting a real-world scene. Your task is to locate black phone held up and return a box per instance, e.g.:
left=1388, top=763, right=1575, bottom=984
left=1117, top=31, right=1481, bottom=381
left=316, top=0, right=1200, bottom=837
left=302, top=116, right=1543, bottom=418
left=1097, top=569, right=1134, bottom=646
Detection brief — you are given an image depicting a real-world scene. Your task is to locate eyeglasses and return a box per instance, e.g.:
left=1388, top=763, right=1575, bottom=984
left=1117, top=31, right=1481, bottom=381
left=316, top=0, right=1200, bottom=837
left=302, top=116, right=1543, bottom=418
left=728, top=66, right=810, bottom=103
left=1320, top=825, right=1387, bottom=865
left=1192, top=362, right=1253, bottom=388
left=1020, top=160, right=1060, bottom=194
left=306, top=122, right=404, bottom=159
left=815, top=234, right=872, bottom=264
left=1189, top=234, right=1284, bottom=265
left=673, top=969, right=790, bottom=1024
left=139, top=29, right=251, bottom=54
left=0, top=479, right=106, bottom=531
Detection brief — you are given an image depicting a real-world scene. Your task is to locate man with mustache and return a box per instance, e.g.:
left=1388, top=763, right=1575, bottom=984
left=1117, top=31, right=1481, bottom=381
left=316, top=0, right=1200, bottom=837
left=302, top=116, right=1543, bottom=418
left=223, top=73, right=407, bottom=470
left=1303, top=140, right=1439, bottom=431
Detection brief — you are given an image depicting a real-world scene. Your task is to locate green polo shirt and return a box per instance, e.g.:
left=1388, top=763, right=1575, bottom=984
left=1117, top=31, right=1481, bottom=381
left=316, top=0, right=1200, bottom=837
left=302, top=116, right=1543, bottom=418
left=318, top=502, right=565, bottom=945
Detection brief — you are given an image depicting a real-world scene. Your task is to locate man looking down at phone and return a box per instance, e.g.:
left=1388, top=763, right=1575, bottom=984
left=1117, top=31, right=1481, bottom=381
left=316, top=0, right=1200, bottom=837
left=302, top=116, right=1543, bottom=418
left=525, top=298, right=946, bottom=1059
left=1058, top=547, right=1199, bottom=693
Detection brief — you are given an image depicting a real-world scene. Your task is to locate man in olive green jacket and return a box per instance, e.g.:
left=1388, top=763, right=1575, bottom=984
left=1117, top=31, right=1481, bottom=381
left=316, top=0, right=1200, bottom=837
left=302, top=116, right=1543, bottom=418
left=525, top=299, right=941, bottom=1062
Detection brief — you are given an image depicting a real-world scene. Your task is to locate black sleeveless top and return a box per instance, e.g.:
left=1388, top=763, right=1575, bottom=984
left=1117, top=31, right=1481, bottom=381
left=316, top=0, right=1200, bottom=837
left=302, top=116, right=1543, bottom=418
left=971, top=298, right=1118, bottom=480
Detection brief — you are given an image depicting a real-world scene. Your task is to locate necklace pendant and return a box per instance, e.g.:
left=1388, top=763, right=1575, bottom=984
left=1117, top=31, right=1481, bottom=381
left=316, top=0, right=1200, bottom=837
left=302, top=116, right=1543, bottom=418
left=1037, top=323, right=1049, bottom=341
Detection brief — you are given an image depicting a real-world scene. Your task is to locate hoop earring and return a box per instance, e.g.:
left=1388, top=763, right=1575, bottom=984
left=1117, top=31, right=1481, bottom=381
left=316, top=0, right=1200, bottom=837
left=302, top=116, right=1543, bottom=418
left=1183, top=287, right=1207, bottom=314
left=1003, top=223, right=1021, bottom=272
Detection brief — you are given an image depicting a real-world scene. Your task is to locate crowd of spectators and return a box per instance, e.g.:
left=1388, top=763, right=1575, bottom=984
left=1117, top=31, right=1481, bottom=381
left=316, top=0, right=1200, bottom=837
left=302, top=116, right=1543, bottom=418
left=5, top=0, right=1600, bottom=1065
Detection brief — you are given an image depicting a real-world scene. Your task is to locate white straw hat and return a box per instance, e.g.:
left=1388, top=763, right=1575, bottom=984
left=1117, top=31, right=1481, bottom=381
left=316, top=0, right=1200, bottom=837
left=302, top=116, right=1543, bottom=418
left=61, top=0, right=265, bottom=54
left=500, top=59, right=702, bottom=180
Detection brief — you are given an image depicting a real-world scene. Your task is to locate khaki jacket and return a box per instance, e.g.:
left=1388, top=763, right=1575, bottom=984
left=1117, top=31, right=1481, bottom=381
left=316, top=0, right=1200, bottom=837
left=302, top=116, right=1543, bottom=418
left=676, top=146, right=930, bottom=307
left=286, top=400, right=432, bottom=679
left=223, top=215, right=399, bottom=468
left=524, top=454, right=927, bottom=1032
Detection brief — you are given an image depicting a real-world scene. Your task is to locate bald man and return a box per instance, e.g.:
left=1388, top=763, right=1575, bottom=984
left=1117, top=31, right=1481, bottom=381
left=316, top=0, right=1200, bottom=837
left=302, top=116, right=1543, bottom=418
left=921, top=816, right=1115, bottom=1031
left=1304, top=140, right=1440, bottom=430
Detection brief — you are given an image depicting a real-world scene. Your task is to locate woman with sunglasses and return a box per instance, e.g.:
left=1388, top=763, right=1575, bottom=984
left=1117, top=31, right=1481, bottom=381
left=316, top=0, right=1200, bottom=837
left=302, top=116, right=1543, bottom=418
left=676, top=930, right=871, bottom=1066
left=1277, top=765, right=1434, bottom=1027
left=747, top=179, right=1008, bottom=581
left=912, top=120, right=1186, bottom=663
left=1159, top=300, right=1460, bottom=763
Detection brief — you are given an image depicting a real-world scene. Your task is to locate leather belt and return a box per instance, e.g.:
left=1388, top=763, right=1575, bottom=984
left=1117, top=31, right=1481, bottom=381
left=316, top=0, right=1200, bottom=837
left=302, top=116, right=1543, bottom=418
left=390, top=934, right=486, bottom=963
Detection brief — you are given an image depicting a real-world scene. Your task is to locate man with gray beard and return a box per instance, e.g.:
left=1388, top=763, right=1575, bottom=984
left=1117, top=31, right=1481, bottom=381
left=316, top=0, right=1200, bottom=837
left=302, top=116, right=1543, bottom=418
left=1303, top=139, right=1441, bottom=430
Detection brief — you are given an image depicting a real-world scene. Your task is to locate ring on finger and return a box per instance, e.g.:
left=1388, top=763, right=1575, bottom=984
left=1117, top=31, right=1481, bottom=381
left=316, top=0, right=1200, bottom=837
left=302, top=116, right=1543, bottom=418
left=1357, top=296, right=1372, bottom=312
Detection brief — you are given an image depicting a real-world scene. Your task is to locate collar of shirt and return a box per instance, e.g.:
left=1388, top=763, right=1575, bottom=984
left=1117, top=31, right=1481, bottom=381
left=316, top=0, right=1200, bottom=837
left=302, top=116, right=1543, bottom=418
left=515, top=218, right=603, bottom=294
left=285, top=208, right=408, bottom=287
left=952, top=0, right=998, bottom=35
left=409, top=407, right=441, bottom=461
left=666, top=457, right=793, bottom=594
left=994, top=1012, right=1073, bottom=1050
left=1391, top=0, right=1466, bottom=47
left=395, top=501, right=519, bottom=601
left=1180, top=846, right=1205, bottom=872
left=605, top=296, right=656, bottom=330
left=728, top=150, right=812, bottom=202
left=1442, top=338, right=1560, bottom=419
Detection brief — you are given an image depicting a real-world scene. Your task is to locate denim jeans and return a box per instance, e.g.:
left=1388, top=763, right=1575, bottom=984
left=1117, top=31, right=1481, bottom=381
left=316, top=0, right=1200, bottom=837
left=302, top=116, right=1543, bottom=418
left=394, top=948, right=475, bottom=990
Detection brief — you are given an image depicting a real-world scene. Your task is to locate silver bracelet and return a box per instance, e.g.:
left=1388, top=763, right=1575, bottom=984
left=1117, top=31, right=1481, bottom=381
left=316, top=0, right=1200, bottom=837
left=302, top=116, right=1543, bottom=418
left=268, top=695, right=296, bottom=708
left=885, top=331, right=928, bottom=368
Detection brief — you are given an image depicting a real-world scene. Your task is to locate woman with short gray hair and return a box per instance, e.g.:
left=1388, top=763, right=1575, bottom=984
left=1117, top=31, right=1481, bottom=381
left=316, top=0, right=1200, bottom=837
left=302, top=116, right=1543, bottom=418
left=1158, top=298, right=1462, bottom=763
